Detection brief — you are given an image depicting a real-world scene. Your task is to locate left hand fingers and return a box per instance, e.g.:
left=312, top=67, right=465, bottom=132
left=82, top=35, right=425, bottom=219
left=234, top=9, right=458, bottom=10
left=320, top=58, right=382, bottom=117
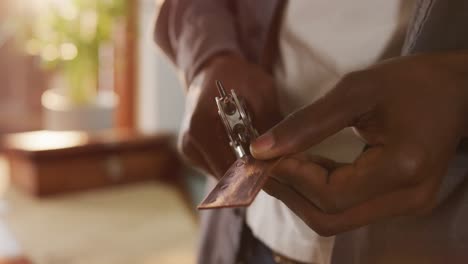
left=264, top=174, right=440, bottom=236
left=272, top=143, right=442, bottom=214
left=250, top=72, right=370, bottom=160
left=270, top=156, right=331, bottom=211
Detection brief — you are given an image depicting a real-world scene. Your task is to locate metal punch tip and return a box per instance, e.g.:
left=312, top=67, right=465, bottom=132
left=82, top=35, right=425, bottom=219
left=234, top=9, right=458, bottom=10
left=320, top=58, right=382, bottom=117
left=216, top=80, right=227, bottom=97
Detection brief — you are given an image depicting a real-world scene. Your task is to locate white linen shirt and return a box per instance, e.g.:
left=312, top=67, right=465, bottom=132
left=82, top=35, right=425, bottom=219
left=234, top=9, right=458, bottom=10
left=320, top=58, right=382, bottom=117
left=246, top=0, right=415, bottom=263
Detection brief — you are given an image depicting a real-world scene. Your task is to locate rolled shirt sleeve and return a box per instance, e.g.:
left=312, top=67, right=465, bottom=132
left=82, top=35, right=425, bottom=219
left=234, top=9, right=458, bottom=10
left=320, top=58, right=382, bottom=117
left=154, top=0, right=243, bottom=84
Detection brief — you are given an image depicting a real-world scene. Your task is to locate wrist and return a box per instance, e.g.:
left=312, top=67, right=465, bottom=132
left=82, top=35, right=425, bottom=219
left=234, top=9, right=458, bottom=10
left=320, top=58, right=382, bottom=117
left=198, top=52, right=246, bottom=75
left=187, top=52, right=247, bottom=91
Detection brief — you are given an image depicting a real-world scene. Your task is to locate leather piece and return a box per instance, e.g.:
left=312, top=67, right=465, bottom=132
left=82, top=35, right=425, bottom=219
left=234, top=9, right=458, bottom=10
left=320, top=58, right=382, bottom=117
left=198, top=156, right=280, bottom=209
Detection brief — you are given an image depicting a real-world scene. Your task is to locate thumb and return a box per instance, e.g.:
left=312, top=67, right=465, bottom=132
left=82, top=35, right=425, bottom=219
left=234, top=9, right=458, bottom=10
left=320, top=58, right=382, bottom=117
left=250, top=80, right=364, bottom=159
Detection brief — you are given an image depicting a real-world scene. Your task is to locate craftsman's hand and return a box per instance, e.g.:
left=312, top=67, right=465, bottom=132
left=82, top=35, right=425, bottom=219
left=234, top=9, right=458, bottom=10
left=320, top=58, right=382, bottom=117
left=179, top=53, right=281, bottom=178
left=251, top=52, right=468, bottom=236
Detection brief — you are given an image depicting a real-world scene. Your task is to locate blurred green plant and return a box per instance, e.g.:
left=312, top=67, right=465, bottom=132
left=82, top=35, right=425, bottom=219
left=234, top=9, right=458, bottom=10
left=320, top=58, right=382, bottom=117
left=16, top=0, right=127, bottom=104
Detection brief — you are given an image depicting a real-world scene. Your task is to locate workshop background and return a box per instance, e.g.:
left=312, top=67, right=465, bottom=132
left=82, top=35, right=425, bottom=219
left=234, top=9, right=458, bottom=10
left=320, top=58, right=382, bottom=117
left=0, top=0, right=202, bottom=263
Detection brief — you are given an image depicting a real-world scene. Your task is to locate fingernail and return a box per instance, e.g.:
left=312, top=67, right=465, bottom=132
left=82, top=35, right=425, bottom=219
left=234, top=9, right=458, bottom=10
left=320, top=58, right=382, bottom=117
left=250, top=133, right=275, bottom=155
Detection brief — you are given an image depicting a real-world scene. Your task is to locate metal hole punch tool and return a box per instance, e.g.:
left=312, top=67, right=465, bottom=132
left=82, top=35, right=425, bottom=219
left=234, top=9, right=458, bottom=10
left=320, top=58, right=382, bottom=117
left=214, top=80, right=258, bottom=158
left=198, top=81, right=281, bottom=209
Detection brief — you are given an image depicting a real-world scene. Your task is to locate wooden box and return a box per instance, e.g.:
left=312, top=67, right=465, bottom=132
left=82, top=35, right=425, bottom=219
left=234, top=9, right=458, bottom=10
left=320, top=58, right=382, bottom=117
left=1, top=130, right=180, bottom=197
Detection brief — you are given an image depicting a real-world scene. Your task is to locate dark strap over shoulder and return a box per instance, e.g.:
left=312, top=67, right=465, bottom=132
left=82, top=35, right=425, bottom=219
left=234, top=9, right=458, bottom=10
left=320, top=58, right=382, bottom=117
left=403, top=0, right=468, bottom=54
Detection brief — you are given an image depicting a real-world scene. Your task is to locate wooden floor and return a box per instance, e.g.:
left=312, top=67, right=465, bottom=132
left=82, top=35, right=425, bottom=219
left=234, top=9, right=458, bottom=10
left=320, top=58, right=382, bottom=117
left=0, top=156, right=198, bottom=264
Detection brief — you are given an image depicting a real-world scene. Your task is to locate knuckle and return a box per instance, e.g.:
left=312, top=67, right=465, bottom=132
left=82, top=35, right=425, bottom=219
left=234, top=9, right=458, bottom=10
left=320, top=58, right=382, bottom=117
left=396, top=147, right=427, bottom=185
